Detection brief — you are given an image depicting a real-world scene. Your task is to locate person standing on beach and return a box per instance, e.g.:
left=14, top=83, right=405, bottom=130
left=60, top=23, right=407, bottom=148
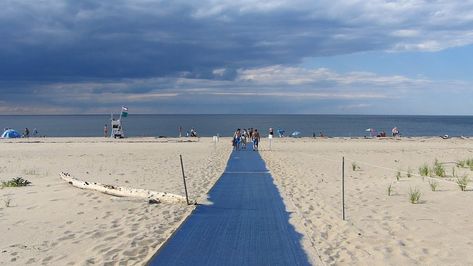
left=104, top=124, right=108, bottom=137
left=241, top=129, right=247, bottom=149
left=392, top=127, right=399, bottom=137
left=24, top=128, right=30, bottom=138
left=252, top=129, right=260, bottom=151
left=233, top=128, right=241, bottom=151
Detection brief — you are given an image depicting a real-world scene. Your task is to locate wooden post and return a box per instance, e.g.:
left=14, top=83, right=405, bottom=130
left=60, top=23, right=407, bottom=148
left=180, top=155, right=190, bottom=205
left=342, top=156, right=345, bottom=220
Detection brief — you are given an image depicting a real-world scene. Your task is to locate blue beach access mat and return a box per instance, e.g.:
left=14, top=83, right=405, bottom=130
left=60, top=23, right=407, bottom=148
left=148, top=148, right=311, bottom=266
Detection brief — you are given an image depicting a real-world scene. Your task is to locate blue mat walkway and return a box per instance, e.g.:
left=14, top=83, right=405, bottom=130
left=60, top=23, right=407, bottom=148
left=148, top=147, right=311, bottom=266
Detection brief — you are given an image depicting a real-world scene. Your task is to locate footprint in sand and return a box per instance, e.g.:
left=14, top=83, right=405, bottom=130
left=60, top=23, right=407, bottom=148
left=42, top=256, right=54, bottom=264
left=105, top=248, right=122, bottom=256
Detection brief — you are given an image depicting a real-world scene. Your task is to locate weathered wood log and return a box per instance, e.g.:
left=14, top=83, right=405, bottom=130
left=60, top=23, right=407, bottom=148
left=60, top=172, right=190, bottom=204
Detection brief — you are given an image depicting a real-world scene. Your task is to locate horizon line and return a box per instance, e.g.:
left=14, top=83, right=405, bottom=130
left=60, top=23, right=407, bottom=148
left=1, top=113, right=473, bottom=117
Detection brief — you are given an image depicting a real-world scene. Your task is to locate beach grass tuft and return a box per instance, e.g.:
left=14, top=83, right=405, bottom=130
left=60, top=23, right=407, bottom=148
left=352, top=162, right=359, bottom=171
left=1, top=177, right=31, bottom=188
left=419, top=164, right=430, bottom=176
left=456, top=175, right=469, bottom=191
left=433, top=159, right=446, bottom=177
left=457, top=159, right=473, bottom=170
left=429, top=180, right=438, bottom=191
left=3, top=197, right=11, bottom=207
left=409, top=187, right=421, bottom=204
left=396, top=171, right=401, bottom=181
left=407, top=167, right=412, bottom=178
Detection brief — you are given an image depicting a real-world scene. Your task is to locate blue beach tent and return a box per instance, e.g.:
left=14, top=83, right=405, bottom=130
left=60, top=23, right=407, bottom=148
left=1, top=129, right=21, bottom=138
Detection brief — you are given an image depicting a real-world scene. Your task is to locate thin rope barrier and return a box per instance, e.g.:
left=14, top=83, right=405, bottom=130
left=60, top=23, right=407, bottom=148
left=307, top=152, right=466, bottom=187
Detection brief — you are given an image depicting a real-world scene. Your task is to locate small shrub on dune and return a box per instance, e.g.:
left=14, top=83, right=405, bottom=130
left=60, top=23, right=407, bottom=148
left=409, top=187, right=421, bottom=204
left=429, top=180, right=438, bottom=191
left=456, top=175, right=469, bottom=191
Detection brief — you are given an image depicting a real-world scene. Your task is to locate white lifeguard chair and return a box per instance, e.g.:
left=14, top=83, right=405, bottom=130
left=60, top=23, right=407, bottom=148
left=111, top=118, right=125, bottom=138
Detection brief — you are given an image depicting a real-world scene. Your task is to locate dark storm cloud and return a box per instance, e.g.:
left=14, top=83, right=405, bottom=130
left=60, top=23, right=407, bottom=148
left=3, top=0, right=472, bottom=83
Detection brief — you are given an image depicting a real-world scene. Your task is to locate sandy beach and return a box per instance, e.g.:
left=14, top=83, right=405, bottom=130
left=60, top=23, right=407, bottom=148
left=260, top=137, right=473, bottom=265
left=2, top=136, right=473, bottom=265
left=0, top=137, right=231, bottom=265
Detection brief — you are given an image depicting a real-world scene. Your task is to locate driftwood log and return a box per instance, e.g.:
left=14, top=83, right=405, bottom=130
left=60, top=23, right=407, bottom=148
left=60, top=172, right=189, bottom=204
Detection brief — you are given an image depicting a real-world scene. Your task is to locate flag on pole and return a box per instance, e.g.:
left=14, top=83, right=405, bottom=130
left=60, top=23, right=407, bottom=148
left=121, top=106, right=128, bottom=117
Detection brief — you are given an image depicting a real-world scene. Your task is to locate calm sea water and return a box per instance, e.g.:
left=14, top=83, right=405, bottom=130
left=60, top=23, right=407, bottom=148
left=0, top=114, right=472, bottom=137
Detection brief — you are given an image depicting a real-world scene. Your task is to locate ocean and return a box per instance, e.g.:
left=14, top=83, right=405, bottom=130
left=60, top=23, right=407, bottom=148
left=1, top=114, right=472, bottom=138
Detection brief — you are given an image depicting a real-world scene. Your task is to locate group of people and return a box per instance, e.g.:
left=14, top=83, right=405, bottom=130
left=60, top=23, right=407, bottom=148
left=22, top=127, right=39, bottom=137
left=177, top=126, right=198, bottom=138
left=370, top=127, right=400, bottom=138
left=232, top=128, right=261, bottom=151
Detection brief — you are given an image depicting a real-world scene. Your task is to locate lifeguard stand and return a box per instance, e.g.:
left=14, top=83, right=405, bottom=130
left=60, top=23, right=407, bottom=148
left=111, top=118, right=125, bottom=138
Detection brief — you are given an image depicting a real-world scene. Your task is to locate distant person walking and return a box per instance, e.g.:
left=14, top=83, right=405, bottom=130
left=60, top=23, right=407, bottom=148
left=233, top=128, right=242, bottom=151
left=252, top=129, right=260, bottom=151
left=23, top=128, right=30, bottom=138
left=104, top=124, right=108, bottom=137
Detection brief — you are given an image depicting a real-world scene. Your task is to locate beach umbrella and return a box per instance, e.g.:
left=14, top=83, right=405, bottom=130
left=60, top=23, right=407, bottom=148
left=1, top=129, right=21, bottom=138
left=290, top=131, right=301, bottom=138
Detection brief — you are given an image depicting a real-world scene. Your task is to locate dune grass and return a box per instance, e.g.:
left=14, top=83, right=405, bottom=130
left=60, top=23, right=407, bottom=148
left=409, top=187, right=421, bottom=204
left=456, top=175, right=469, bottom=191
left=419, top=164, right=430, bottom=177
left=351, top=162, right=359, bottom=171
left=433, top=159, right=446, bottom=177
left=407, top=167, right=412, bottom=178
left=387, top=184, right=393, bottom=196
left=457, top=159, right=473, bottom=170
left=1, top=177, right=31, bottom=188
left=3, top=197, right=11, bottom=207
left=429, top=180, right=439, bottom=191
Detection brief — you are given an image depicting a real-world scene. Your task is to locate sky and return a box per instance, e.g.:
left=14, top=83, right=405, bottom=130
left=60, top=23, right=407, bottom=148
left=1, top=0, right=473, bottom=115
